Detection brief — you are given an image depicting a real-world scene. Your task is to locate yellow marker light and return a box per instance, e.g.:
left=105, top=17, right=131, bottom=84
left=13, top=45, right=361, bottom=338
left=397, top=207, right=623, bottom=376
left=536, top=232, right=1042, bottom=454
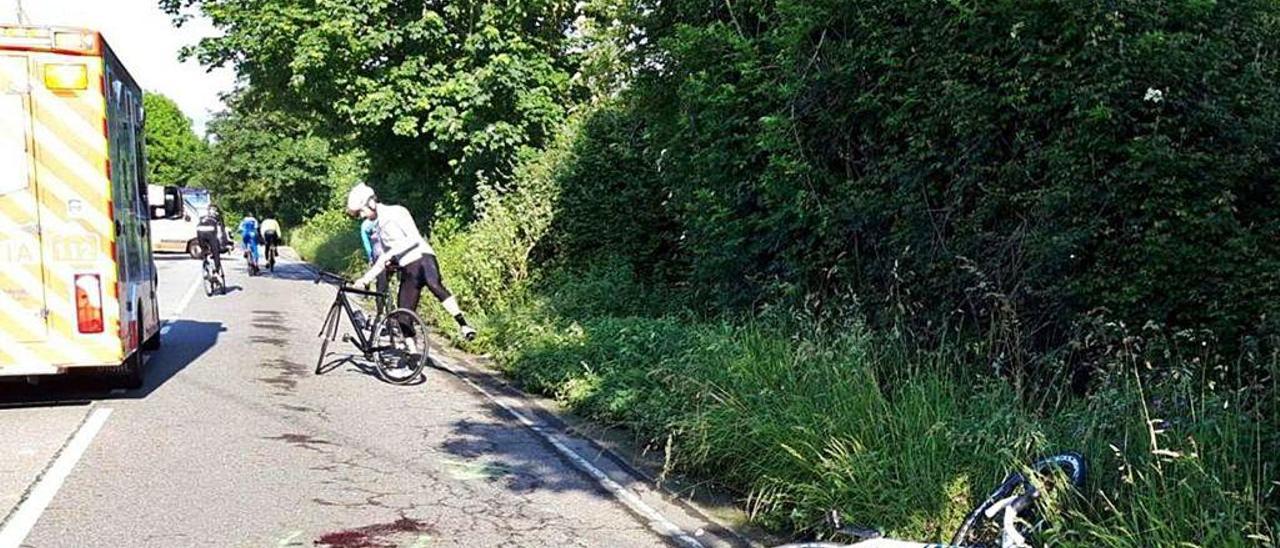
left=43, top=64, right=89, bottom=91
left=53, top=31, right=94, bottom=52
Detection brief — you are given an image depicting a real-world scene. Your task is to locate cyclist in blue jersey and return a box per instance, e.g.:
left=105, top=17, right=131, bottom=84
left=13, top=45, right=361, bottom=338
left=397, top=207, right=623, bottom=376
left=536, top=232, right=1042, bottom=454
left=239, top=214, right=261, bottom=274
left=360, top=218, right=380, bottom=264
left=360, top=217, right=390, bottom=314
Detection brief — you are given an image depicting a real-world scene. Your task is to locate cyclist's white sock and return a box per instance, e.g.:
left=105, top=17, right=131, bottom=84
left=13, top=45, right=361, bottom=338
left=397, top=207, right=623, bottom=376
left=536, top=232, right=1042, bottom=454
left=441, top=296, right=462, bottom=317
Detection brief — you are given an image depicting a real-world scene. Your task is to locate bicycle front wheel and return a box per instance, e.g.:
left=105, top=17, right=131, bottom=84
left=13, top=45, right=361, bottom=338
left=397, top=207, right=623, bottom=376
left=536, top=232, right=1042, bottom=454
left=373, top=309, right=428, bottom=385
left=950, top=452, right=1087, bottom=547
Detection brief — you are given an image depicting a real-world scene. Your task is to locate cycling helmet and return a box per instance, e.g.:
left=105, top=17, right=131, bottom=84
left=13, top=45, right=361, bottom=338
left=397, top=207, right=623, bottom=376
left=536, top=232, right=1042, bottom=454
left=345, top=183, right=376, bottom=215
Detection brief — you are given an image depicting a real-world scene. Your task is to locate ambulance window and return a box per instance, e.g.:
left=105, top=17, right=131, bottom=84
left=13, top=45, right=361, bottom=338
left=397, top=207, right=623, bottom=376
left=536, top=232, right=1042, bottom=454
left=0, top=57, right=31, bottom=195
left=133, top=96, right=147, bottom=200
left=121, top=90, right=139, bottom=210
left=0, top=94, right=31, bottom=195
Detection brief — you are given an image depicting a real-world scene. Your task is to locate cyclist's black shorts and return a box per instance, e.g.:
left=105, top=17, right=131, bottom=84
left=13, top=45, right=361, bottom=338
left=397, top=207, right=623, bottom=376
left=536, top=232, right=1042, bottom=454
left=197, top=230, right=222, bottom=271
left=197, top=231, right=221, bottom=255
left=263, top=231, right=279, bottom=247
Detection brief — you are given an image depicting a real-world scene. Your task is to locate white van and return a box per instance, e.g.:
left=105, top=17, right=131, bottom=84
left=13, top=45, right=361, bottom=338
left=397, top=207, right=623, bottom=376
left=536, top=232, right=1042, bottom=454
left=148, top=186, right=228, bottom=257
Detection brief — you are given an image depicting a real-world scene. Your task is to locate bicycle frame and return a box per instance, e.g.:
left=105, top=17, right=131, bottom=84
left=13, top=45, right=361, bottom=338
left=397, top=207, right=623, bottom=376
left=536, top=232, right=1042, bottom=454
left=843, top=501, right=1027, bottom=547
left=317, top=281, right=392, bottom=357
left=781, top=493, right=1035, bottom=548
left=785, top=504, right=1025, bottom=548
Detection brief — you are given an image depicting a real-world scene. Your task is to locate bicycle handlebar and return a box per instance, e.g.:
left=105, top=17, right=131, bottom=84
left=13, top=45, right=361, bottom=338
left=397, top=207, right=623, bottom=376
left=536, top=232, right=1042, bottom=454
left=315, top=270, right=350, bottom=285
left=315, top=270, right=387, bottom=299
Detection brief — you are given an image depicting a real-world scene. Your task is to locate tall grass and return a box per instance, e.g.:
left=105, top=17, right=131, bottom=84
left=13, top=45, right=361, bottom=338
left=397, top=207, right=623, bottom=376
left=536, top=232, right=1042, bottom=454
left=469, top=265, right=1278, bottom=546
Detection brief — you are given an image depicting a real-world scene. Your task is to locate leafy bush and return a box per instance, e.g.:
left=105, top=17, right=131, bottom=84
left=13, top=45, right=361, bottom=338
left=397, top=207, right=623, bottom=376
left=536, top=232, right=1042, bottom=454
left=292, top=209, right=365, bottom=274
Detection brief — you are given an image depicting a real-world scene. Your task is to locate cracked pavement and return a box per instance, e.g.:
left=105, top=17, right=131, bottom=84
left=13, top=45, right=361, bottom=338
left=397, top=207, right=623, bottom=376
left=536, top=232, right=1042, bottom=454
left=1, top=254, right=691, bottom=548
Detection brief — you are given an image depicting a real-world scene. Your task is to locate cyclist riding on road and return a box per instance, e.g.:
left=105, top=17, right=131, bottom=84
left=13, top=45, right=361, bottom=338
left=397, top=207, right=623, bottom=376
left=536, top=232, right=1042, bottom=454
left=261, top=217, right=281, bottom=267
left=346, top=183, right=476, bottom=343
left=239, top=213, right=261, bottom=272
left=196, top=205, right=225, bottom=275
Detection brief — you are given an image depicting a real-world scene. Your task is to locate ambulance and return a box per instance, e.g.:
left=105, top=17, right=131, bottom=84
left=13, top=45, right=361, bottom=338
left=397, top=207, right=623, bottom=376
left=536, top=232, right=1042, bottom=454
left=0, top=25, right=182, bottom=388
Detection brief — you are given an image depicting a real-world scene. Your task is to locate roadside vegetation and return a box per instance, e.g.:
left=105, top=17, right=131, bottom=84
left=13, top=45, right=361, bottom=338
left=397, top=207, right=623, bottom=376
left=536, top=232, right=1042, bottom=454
left=166, top=0, right=1278, bottom=544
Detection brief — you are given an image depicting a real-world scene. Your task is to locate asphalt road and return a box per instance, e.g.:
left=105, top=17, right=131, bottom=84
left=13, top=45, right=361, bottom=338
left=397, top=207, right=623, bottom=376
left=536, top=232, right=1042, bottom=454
left=0, top=252, right=740, bottom=548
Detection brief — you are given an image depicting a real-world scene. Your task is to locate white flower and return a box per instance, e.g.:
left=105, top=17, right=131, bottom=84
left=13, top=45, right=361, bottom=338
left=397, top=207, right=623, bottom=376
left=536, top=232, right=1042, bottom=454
left=1144, top=87, right=1165, bottom=103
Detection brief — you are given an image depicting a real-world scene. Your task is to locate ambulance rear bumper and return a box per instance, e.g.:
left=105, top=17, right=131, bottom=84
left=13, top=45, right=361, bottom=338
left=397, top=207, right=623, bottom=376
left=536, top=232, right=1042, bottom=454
left=0, top=363, right=62, bottom=377
left=0, top=361, right=121, bottom=378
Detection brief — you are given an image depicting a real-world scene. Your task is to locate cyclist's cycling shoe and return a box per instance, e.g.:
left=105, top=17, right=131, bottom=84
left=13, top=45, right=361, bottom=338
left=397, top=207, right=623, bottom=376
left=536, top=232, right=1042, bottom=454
left=460, top=325, right=477, bottom=341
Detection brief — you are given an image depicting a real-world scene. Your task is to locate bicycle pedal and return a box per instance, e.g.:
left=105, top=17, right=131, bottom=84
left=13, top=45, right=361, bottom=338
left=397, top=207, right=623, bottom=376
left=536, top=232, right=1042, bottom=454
left=341, top=334, right=352, bottom=343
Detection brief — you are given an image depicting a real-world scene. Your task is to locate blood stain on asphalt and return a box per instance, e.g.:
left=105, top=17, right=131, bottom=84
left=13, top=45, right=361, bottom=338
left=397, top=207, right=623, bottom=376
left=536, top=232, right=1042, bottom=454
left=314, top=517, right=432, bottom=548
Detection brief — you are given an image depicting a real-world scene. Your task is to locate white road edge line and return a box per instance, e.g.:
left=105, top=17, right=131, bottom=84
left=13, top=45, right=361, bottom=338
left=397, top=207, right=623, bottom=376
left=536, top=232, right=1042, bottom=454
left=173, top=270, right=203, bottom=318
left=0, top=407, right=113, bottom=548
left=441, top=363, right=705, bottom=548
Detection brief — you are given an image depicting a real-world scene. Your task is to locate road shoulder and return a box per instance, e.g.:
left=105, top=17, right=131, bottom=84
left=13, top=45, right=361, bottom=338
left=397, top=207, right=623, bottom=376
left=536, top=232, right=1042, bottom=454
left=0, top=405, right=94, bottom=533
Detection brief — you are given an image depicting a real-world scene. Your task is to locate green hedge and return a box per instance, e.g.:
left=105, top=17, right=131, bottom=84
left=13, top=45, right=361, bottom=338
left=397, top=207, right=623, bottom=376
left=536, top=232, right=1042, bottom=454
left=542, top=0, right=1280, bottom=365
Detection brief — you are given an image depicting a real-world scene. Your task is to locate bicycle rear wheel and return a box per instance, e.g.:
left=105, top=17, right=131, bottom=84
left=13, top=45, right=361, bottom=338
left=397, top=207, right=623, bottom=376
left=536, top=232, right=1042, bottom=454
left=950, top=452, right=1087, bottom=547
left=373, top=309, right=428, bottom=385
left=203, top=259, right=216, bottom=296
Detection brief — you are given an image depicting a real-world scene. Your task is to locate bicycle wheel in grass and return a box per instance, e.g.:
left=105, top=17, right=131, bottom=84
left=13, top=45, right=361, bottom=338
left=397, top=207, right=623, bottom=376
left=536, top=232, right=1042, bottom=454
left=950, top=452, right=1087, bottom=547
left=374, top=309, right=428, bottom=385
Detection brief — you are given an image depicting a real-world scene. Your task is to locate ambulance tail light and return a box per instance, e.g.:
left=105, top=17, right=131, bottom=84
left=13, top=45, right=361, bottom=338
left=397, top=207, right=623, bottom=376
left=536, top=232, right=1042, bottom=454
left=75, top=274, right=104, bottom=334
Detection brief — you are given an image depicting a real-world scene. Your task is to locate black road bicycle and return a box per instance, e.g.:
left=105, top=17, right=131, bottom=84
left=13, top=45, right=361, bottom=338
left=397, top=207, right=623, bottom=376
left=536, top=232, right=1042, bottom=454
left=265, top=239, right=277, bottom=271
left=314, top=270, right=428, bottom=384
left=201, top=244, right=226, bottom=296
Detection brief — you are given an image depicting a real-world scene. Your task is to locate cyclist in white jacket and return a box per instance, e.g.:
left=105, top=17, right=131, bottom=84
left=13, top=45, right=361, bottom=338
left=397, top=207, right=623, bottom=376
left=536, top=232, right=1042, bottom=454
left=347, top=183, right=476, bottom=342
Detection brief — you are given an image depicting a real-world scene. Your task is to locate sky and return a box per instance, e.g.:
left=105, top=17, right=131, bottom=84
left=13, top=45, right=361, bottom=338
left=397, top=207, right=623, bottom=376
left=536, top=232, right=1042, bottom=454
left=0, top=0, right=237, bottom=135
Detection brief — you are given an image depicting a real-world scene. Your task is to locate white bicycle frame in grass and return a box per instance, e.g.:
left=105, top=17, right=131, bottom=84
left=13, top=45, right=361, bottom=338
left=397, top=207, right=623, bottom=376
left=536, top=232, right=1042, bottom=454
left=776, top=453, right=1087, bottom=548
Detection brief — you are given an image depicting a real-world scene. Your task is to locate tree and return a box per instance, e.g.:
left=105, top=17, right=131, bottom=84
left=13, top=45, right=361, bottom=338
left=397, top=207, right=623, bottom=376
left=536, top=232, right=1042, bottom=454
left=161, top=0, right=581, bottom=219
left=197, top=94, right=338, bottom=229
left=142, top=92, right=207, bottom=187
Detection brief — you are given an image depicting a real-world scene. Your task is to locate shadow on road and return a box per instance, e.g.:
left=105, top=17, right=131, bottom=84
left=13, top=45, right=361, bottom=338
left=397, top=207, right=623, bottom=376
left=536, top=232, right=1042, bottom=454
left=315, top=351, right=429, bottom=387
left=426, top=361, right=630, bottom=499
left=0, top=320, right=226, bottom=407
left=437, top=398, right=618, bottom=496
left=261, top=261, right=324, bottom=282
